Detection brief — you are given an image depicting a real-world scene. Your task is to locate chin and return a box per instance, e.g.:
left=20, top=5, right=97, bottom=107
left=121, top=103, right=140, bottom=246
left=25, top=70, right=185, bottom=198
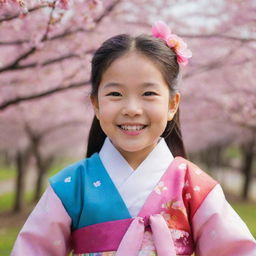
left=120, top=147, right=143, bottom=153
left=123, top=144, right=155, bottom=154
left=116, top=144, right=144, bottom=153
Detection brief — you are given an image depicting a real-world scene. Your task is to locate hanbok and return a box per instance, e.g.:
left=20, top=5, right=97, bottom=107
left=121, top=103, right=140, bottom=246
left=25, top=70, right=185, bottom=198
left=11, top=138, right=256, bottom=256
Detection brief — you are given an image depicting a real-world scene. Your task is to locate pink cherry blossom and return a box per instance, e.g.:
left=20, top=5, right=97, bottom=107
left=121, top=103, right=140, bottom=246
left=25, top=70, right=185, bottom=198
left=56, top=0, right=71, bottom=10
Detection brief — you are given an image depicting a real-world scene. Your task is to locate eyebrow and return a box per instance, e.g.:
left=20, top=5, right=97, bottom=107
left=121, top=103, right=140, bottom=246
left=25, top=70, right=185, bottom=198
left=103, top=82, right=159, bottom=89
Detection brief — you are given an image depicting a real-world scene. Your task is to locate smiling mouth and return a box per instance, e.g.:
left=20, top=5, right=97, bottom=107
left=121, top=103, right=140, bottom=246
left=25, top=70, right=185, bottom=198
left=117, top=125, right=148, bottom=131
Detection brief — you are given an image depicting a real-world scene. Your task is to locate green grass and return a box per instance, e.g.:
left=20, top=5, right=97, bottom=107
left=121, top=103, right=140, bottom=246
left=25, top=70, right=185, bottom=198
left=223, top=145, right=241, bottom=159
left=232, top=202, right=256, bottom=238
left=0, top=191, right=35, bottom=255
left=0, top=166, right=15, bottom=181
left=0, top=191, right=34, bottom=212
left=0, top=226, right=20, bottom=255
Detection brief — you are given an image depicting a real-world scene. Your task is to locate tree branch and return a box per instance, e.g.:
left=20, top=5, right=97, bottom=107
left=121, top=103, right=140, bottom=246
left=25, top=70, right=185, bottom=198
left=0, top=47, right=37, bottom=73
left=0, top=4, right=48, bottom=23
left=0, top=80, right=90, bottom=111
left=0, top=39, right=29, bottom=46
left=180, top=33, right=256, bottom=43
left=0, top=2, right=57, bottom=73
left=0, top=0, right=121, bottom=72
left=0, top=48, right=95, bottom=72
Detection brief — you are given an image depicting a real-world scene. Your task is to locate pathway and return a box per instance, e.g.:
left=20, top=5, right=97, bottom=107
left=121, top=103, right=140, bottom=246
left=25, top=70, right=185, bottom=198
left=0, top=169, right=37, bottom=196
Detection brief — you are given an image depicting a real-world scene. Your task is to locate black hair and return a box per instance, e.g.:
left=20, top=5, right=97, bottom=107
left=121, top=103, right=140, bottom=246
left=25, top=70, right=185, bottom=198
left=86, top=34, right=187, bottom=158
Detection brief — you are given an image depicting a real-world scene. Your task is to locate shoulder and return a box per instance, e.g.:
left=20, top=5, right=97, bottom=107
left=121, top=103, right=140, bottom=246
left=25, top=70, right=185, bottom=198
left=175, top=156, right=218, bottom=186
left=49, top=159, right=86, bottom=186
left=175, top=157, right=219, bottom=217
left=49, top=153, right=100, bottom=187
left=48, top=153, right=100, bottom=229
left=49, top=158, right=87, bottom=219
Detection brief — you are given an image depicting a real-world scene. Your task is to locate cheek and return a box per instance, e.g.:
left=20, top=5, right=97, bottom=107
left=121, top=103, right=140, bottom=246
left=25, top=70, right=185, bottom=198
left=98, top=100, right=118, bottom=119
left=147, top=102, right=169, bottom=119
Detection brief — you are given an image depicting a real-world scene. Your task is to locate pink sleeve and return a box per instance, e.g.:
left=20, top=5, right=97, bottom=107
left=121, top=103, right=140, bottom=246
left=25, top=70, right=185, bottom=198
left=11, top=185, right=72, bottom=256
left=192, top=184, right=256, bottom=256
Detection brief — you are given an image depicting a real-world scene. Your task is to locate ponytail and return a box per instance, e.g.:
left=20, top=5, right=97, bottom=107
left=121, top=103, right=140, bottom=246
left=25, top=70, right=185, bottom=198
left=161, top=108, right=187, bottom=158
left=86, top=116, right=106, bottom=158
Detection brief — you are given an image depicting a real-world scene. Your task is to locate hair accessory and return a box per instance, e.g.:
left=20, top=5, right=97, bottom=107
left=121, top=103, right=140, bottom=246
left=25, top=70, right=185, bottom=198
left=152, top=20, right=192, bottom=66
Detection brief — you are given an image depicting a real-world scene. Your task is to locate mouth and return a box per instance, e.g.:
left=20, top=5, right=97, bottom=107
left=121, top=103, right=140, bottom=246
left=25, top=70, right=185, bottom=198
left=117, top=124, right=148, bottom=131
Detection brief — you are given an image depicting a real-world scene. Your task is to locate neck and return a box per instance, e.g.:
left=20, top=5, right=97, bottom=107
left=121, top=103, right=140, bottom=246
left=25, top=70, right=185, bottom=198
left=117, top=143, right=158, bottom=170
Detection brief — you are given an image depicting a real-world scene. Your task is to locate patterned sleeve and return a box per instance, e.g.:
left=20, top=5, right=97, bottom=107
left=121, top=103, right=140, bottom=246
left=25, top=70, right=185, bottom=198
left=11, top=185, right=72, bottom=256
left=192, top=184, right=256, bottom=256
left=182, top=159, right=256, bottom=255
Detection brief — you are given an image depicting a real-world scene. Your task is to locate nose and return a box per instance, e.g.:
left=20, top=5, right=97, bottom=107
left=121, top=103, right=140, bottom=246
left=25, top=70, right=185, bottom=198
left=121, top=98, right=143, bottom=117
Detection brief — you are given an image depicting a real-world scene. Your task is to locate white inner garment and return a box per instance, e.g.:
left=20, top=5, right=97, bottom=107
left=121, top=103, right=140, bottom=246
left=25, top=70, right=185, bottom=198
left=99, top=137, right=174, bottom=217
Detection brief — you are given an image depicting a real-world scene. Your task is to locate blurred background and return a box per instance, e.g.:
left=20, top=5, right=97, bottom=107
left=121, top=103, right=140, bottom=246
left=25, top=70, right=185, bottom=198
left=0, top=0, right=255, bottom=255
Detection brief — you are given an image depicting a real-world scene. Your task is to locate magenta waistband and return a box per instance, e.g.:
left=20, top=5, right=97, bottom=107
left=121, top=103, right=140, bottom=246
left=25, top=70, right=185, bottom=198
left=71, top=217, right=194, bottom=255
left=71, top=218, right=133, bottom=253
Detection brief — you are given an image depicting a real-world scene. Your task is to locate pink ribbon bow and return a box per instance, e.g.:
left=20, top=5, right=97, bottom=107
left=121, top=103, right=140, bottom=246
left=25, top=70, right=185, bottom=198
left=152, top=20, right=192, bottom=66
left=116, top=214, right=177, bottom=256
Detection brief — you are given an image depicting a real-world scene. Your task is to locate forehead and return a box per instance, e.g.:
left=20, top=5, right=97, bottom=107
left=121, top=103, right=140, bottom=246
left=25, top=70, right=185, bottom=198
left=100, top=51, right=167, bottom=89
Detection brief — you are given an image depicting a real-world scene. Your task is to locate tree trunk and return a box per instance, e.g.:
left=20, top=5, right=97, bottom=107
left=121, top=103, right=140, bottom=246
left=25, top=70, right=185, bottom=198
left=33, top=143, right=54, bottom=202
left=32, top=136, right=43, bottom=202
left=34, top=165, right=45, bottom=202
left=241, top=138, right=256, bottom=200
left=198, top=144, right=224, bottom=172
left=13, top=150, right=29, bottom=213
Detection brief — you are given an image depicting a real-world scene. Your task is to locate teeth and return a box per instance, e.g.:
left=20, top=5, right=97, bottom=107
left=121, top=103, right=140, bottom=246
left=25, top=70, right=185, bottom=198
left=120, top=125, right=145, bottom=131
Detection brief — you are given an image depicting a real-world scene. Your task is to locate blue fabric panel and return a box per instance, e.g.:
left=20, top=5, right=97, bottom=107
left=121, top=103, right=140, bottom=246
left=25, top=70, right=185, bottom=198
left=49, top=159, right=86, bottom=230
left=49, top=153, right=131, bottom=231
left=78, top=153, right=131, bottom=229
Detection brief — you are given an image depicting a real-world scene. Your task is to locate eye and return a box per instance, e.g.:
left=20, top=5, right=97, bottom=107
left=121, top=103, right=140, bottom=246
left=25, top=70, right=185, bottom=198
left=143, top=91, right=158, bottom=96
left=106, top=91, right=122, bottom=96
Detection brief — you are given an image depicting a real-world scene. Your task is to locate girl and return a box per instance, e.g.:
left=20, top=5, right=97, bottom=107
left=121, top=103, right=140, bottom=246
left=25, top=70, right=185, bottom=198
left=12, top=21, right=256, bottom=256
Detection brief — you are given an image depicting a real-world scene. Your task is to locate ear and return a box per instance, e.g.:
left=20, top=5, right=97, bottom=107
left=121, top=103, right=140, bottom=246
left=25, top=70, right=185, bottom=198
left=168, top=92, right=180, bottom=121
left=90, top=95, right=100, bottom=120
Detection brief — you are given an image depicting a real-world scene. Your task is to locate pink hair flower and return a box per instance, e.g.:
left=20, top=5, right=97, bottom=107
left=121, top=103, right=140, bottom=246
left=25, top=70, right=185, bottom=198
left=152, top=20, right=192, bottom=66
left=151, top=20, right=171, bottom=41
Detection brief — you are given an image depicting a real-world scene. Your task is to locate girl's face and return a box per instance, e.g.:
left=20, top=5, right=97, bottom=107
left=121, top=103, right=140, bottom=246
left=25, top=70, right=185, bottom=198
left=91, top=51, right=180, bottom=166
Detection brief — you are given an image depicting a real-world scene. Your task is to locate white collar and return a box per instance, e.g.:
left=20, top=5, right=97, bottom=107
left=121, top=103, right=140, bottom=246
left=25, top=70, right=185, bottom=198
left=99, top=137, right=173, bottom=185
left=99, top=137, right=133, bottom=189
left=99, top=137, right=174, bottom=216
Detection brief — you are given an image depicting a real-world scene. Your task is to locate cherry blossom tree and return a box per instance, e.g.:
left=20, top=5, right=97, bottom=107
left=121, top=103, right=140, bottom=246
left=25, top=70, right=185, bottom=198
left=0, top=0, right=120, bottom=211
left=0, top=0, right=255, bottom=210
